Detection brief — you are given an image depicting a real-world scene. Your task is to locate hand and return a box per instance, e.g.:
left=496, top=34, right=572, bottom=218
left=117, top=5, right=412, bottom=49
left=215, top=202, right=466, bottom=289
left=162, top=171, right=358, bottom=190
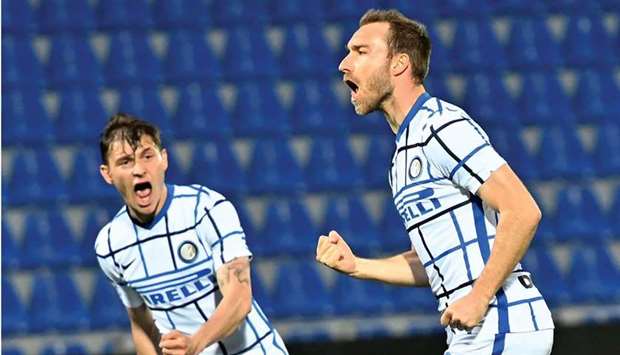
left=159, top=330, right=200, bottom=355
left=440, top=291, right=490, bottom=331
left=315, top=230, right=357, bottom=275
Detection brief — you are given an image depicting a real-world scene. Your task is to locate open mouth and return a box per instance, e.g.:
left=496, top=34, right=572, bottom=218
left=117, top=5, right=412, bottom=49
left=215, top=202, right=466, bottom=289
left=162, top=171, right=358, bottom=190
left=134, top=181, right=152, bottom=204
left=345, top=79, right=359, bottom=93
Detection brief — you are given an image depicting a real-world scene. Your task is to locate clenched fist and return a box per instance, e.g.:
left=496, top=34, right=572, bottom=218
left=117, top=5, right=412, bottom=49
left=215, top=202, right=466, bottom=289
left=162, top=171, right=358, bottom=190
left=315, top=230, right=357, bottom=275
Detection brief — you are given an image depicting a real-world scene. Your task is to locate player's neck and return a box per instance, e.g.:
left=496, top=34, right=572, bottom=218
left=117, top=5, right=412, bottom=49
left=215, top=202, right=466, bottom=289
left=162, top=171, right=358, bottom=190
left=382, top=83, right=426, bottom=134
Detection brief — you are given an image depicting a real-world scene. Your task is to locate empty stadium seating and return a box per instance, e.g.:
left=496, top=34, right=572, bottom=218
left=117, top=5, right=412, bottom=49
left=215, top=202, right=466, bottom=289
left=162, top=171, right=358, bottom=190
left=2, top=1, right=620, bottom=353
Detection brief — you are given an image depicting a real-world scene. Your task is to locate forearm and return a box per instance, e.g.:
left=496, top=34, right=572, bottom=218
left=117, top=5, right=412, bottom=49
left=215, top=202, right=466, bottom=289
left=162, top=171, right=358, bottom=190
left=352, top=250, right=429, bottom=286
left=191, top=289, right=251, bottom=351
left=471, top=208, right=540, bottom=302
left=131, top=319, right=161, bottom=355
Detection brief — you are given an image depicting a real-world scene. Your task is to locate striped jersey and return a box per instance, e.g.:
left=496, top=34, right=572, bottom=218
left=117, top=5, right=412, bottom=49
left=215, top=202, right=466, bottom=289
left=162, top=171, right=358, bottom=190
left=390, top=92, right=554, bottom=337
left=95, top=184, right=287, bottom=355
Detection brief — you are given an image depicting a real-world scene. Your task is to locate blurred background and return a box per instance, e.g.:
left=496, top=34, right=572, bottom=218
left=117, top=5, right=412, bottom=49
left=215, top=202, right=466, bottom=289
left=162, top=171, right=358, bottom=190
left=2, top=0, right=620, bottom=354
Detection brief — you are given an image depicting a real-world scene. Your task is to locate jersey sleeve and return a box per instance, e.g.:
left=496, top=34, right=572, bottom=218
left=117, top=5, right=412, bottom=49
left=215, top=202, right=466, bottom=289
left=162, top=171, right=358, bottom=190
left=424, top=118, right=506, bottom=194
left=198, top=198, right=253, bottom=272
left=95, top=228, right=144, bottom=308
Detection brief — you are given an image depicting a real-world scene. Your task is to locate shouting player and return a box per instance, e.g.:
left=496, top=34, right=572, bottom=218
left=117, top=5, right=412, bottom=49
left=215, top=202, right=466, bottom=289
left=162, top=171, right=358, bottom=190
left=95, top=113, right=287, bottom=355
left=316, top=9, right=554, bottom=354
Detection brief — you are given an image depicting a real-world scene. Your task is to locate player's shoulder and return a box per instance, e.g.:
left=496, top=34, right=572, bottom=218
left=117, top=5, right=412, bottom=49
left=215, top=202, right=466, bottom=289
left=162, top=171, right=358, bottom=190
left=94, top=206, right=130, bottom=255
left=418, top=97, right=479, bottom=138
left=177, top=183, right=227, bottom=210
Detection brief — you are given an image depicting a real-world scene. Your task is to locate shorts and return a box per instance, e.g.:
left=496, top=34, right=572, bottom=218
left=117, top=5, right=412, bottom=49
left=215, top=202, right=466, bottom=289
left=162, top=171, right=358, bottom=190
left=445, top=328, right=553, bottom=355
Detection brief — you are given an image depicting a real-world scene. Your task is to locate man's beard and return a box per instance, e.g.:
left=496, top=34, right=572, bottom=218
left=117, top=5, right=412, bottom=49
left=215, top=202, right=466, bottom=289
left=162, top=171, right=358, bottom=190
left=354, top=63, right=393, bottom=115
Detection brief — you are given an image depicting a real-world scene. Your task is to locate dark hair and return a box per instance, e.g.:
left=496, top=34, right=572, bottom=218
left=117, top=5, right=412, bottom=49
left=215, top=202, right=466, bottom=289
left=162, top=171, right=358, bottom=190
left=99, top=113, right=163, bottom=164
left=360, top=9, right=431, bottom=84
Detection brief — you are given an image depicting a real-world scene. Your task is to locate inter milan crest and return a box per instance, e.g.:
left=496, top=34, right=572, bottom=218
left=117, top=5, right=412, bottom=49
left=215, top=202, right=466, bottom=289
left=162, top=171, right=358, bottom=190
left=408, top=157, right=423, bottom=180
left=178, top=241, right=198, bottom=263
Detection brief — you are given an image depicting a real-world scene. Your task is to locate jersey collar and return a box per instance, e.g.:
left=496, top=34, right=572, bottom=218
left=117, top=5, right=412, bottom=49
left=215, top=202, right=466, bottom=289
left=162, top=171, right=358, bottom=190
left=129, top=183, right=174, bottom=230
left=395, top=92, right=432, bottom=142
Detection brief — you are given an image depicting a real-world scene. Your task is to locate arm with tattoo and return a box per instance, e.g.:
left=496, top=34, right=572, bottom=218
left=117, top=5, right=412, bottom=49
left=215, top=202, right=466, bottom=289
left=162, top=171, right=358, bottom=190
left=159, top=257, right=253, bottom=355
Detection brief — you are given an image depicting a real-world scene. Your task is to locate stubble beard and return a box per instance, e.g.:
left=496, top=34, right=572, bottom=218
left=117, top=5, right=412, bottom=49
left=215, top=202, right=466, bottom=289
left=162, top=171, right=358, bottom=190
left=354, top=63, right=393, bottom=116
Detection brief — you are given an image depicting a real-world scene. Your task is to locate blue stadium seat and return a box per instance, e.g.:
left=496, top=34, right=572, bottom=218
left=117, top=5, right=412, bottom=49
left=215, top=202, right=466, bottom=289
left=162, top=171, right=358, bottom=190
left=64, top=343, right=89, bottom=355
left=105, top=32, right=162, bottom=86
left=222, top=26, right=278, bottom=80
left=164, top=31, right=221, bottom=83
left=427, top=28, right=452, bottom=74
left=323, top=0, right=380, bottom=21
left=117, top=86, right=173, bottom=138
left=450, top=19, right=506, bottom=72
left=544, top=0, right=601, bottom=13
left=363, top=135, right=395, bottom=189
left=250, top=270, right=274, bottom=317
left=289, top=80, right=348, bottom=134
left=434, top=0, right=491, bottom=18
left=563, top=15, right=616, bottom=68
left=567, top=245, right=620, bottom=303
left=232, top=82, right=289, bottom=137
left=463, top=73, right=520, bottom=128
left=174, top=84, right=232, bottom=139
left=279, top=24, right=338, bottom=78
left=425, top=75, right=452, bottom=103
left=152, top=0, right=209, bottom=28
left=2, top=35, right=44, bottom=88
left=554, top=186, right=611, bottom=242
left=166, top=149, right=189, bottom=186
left=96, top=0, right=153, bottom=30
left=269, top=0, right=325, bottom=24
left=1, top=347, right=25, bottom=355
left=1, top=278, right=29, bottom=335
left=54, top=89, right=107, bottom=144
left=321, top=196, right=381, bottom=256
left=520, top=245, right=572, bottom=306
left=349, top=111, right=388, bottom=134
left=536, top=125, right=595, bottom=180
left=39, top=345, right=60, bottom=355
left=530, top=191, right=558, bottom=243
left=272, top=261, right=332, bottom=318
left=384, top=0, right=437, bottom=23
left=489, top=0, right=547, bottom=15
left=256, top=200, right=317, bottom=256
left=210, top=0, right=268, bottom=27
left=20, top=212, right=56, bottom=269
left=486, top=127, right=538, bottom=182
left=573, top=69, right=620, bottom=124
left=68, top=147, right=117, bottom=203
left=609, top=187, right=620, bottom=239
left=379, top=196, right=411, bottom=253
left=305, top=137, right=363, bottom=192
left=2, top=0, right=36, bottom=33
left=47, top=35, right=102, bottom=87
left=8, top=149, right=67, bottom=205
left=53, top=273, right=90, bottom=331
left=506, top=17, right=562, bottom=69
left=80, top=209, right=110, bottom=267
left=28, top=274, right=61, bottom=332
left=518, top=72, right=576, bottom=126
left=331, top=273, right=393, bottom=316
left=90, top=273, right=129, bottom=329
left=390, top=285, right=437, bottom=313
left=47, top=210, right=82, bottom=267
left=247, top=139, right=304, bottom=194
left=2, top=90, right=53, bottom=146
left=188, top=141, right=247, bottom=197
left=2, top=221, right=22, bottom=270
left=38, top=0, right=95, bottom=33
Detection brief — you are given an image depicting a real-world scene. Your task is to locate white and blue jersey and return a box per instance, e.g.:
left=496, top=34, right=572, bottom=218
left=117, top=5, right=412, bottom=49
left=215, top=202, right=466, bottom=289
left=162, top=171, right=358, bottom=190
left=95, top=184, right=287, bottom=355
left=390, top=92, right=554, bottom=340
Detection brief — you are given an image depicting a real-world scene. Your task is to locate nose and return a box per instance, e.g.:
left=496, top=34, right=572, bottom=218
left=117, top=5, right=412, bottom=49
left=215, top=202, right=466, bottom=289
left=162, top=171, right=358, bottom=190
left=338, top=53, right=351, bottom=74
left=132, top=160, right=145, bottom=176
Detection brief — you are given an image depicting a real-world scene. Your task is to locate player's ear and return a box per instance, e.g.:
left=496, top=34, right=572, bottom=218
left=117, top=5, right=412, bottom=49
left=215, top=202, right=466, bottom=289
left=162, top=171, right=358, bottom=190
left=99, top=164, right=113, bottom=185
left=391, top=53, right=409, bottom=76
left=160, top=148, right=169, bottom=172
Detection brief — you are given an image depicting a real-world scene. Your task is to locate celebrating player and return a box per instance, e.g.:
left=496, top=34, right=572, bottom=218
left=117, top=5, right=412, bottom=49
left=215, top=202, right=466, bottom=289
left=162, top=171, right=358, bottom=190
left=316, top=9, right=554, bottom=354
left=95, top=113, right=287, bottom=355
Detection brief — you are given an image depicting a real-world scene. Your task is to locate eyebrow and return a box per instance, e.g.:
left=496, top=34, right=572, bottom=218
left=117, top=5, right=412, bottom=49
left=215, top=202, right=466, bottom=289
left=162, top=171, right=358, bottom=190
left=346, top=44, right=369, bottom=51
